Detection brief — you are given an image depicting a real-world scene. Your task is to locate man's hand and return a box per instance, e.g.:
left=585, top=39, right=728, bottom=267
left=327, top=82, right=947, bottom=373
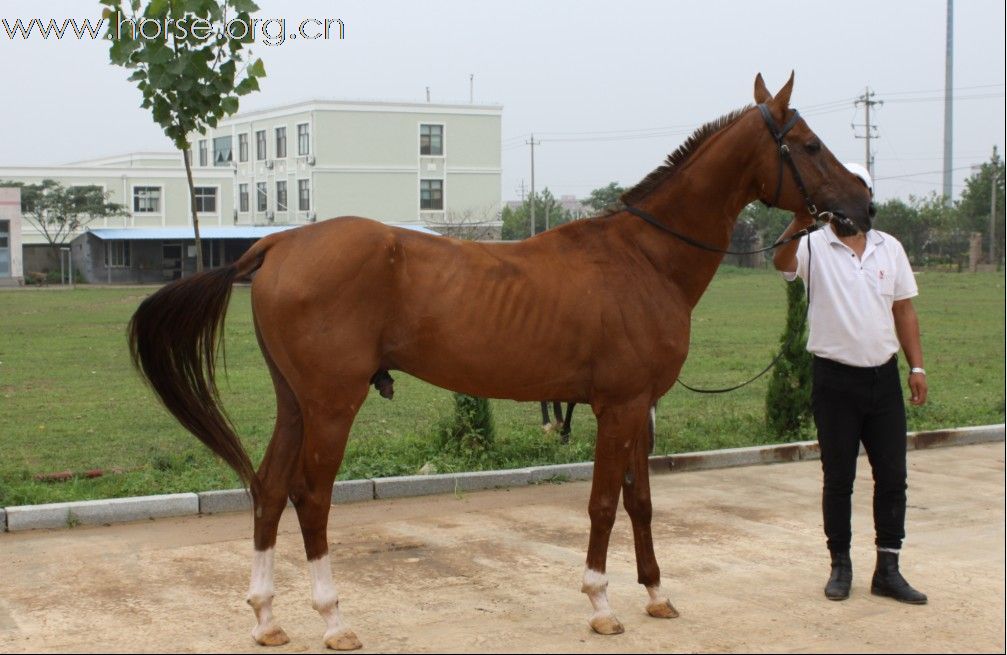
left=908, top=371, right=927, bottom=406
left=772, top=210, right=817, bottom=273
left=893, top=299, right=927, bottom=407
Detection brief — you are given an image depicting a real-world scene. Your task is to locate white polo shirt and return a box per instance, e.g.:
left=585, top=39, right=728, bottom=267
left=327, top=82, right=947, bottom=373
left=783, top=225, right=918, bottom=367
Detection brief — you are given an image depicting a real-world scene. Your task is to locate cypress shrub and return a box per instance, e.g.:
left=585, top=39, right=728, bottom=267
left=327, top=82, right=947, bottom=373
left=765, top=278, right=813, bottom=437
left=442, top=393, right=496, bottom=452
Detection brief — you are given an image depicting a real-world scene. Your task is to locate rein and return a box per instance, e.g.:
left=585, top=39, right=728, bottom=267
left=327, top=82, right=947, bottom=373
left=624, top=103, right=829, bottom=394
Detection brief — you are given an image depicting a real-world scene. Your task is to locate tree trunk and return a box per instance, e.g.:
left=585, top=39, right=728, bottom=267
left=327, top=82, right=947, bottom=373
left=183, top=148, right=204, bottom=273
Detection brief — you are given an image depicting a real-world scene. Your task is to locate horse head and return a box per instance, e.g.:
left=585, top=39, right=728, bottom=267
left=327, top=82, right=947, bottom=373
left=752, top=72, right=875, bottom=235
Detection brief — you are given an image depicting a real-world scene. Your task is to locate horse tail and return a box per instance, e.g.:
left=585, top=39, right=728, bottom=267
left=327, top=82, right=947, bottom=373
left=127, top=233, right=284, bottom=497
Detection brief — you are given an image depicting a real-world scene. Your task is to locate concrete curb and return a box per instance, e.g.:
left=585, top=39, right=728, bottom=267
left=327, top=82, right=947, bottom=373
left=4, top=493, right=198, bottom=532
left=908, top=423, right=1003, bottom=450
left=649, top=443, right=803, bottom=474
left=2, top=424, right=1001, bottom=532
left=198, top=489, right=252, bottom=515
left=332, top=479, right=375, bottom=504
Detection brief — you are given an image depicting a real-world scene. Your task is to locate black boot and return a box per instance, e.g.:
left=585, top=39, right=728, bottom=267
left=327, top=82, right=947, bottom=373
left=871, top=551, right=927, bottom=604
left=824, top=550, right=852, bottom=600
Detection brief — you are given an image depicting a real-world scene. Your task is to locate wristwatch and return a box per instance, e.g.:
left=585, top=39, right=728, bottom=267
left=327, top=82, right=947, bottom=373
left=910, top=367, right=926, bottom=376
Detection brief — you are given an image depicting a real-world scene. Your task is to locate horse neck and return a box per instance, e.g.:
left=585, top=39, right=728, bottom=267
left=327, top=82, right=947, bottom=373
left=627, top=121, right=760, bottom=308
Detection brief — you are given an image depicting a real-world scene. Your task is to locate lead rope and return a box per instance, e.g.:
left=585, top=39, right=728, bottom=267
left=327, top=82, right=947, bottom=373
left=676, top=227, right=813, bottom=394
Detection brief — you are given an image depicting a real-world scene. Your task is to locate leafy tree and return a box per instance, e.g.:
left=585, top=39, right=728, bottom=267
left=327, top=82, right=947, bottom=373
left=1, top=179, right=126, bottom=255
left=102, top=0, right=266, bottom=271
left=873, top=198, right=930, bottom=265
left=956, top=153, right=1005, bottom=264
left=584, top=182, right=625, bottom=212
left=500, top=188, right=573, bottom=240
left=738, top=202, right=792, bottom=262
left=914, top=192, right=966, bottom=268
left=765, top=277, right=812, bottom=438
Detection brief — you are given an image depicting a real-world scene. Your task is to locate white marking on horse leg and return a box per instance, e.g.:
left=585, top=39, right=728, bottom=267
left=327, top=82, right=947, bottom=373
left=310, top=555, right=362, bottom=650
left=645, top=583, right=680, bottom=619
left=581, top=568, right=623, bottom=634
left=247, top=548, right=289, bottom=645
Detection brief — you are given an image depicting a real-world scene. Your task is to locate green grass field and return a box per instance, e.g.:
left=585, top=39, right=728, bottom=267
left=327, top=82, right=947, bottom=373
left=1, top=268, right=1003, bottom=506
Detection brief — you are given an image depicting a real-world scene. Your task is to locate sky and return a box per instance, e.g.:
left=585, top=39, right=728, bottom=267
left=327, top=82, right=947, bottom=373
left=0, top=0, right=1003, bottom=204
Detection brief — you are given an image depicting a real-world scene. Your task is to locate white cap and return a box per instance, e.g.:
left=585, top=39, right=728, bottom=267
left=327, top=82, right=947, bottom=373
left=844, top=162, right=873, bottom=193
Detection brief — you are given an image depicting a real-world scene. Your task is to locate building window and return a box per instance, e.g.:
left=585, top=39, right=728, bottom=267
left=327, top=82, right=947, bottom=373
left=198, top=139, right=208, bottom=166
left=298, top=179, right=311, bottom=211
left=420, top=179, right=443, bottom=210
left=238, top=133, right=249, bottom=162
left=256, top=182, right=267, bottom=212
left=256, top=130, right=267, bottom=160
left=194, top=186, right=217, bottom=213
left=238, top=184, right=249, bottom=212
left=213, top=136, right=233, bottom=166
left=133, top=186, right=161, bottom=213
left=106, top=241, right=131, bottom=268
left=420, top=124, right=443, bottom=156
left=297, top=123, right=310, bottom=156
left=275, top=127, right=287, bottom=159
left=276, top=181, right=288, bottom=211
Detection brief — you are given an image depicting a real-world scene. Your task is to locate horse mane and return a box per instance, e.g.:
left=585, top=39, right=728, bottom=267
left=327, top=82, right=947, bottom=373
left=617, top=104, right=754, bottom=209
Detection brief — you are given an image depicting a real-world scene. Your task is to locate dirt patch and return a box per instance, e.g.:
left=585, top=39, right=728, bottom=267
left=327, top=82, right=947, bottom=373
left=0, top=443, right=1003, bottom=653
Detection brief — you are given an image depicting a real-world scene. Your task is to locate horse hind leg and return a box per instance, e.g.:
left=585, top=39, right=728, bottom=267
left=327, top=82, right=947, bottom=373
left=290, top=384, right=370, bottom=651
left=561, top=402, right=576, bottom=444
left=247, top=345, right=304, bottom=647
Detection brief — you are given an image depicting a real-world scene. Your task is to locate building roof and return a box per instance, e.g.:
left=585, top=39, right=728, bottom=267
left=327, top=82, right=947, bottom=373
left=86, top=224, right=441, bottom=241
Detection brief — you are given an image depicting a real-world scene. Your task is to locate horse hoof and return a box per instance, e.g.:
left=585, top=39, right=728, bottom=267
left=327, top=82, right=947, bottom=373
left=589, top=612, right=625, bottom=635
left=646, top=598, right=680, bottom=619
left=253, top=626, right=290, bottom=647
left=325, top=629, right=363, bottom=651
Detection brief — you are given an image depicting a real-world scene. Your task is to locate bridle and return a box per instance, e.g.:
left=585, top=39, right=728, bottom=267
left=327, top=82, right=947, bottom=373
left=757, top=103, right=818, bottom=216
left=622, top=102, right=842, bottom=394
left=623, top=102, right=856, bottom=256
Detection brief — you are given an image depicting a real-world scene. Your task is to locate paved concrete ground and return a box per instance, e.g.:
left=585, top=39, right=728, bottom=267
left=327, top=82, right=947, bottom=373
left=0, top=443, right=1003, bottom=653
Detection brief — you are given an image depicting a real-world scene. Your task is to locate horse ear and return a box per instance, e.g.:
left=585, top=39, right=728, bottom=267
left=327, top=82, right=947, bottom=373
left=754, top=73, right=772, bottom=104
left=773, top=71, right=795, bottom=110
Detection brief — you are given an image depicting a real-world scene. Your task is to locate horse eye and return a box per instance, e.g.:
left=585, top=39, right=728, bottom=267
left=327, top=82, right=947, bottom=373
left=804, top=140, right=821, bottom=154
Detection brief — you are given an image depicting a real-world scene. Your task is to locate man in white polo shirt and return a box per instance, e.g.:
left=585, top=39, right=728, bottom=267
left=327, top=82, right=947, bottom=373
left=773, top=162, right=928, bottom=605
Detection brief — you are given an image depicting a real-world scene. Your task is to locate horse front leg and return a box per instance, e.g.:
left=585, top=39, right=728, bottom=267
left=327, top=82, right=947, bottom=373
left=582, top=399, right=651, bottom=635
left=622, top=421, right=678, bottom=620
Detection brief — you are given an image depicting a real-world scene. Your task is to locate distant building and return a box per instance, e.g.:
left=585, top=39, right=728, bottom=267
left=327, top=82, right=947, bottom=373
left=505, top=194, right=593, bottom=218
left=0, top=187, right=24, bottom=286
left=0, top=99, right=502, bottom=282
left=558, top=194, right=592, bottom=219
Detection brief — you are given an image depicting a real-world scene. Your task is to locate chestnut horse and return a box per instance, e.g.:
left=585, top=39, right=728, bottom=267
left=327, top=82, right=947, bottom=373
left=128, top=73, right=871, bottom=649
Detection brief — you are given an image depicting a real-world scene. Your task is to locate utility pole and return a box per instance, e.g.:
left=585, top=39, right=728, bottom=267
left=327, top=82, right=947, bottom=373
left=469, top=74, right=474, bottom=104
left=853, top=87, right=882, bottom=180
left=992, top=145, right=999, bottom=265
left=943, top=0, right=954, bottom=204
left=526, top=134, right=540, bottom=237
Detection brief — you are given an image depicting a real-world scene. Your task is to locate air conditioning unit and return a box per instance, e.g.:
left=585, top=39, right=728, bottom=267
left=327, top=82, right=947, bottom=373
left=306, top=155, right=316, bottom=166
left=264, top=161, right=274, bottom=169
left=306, top=211, right=317, bottom=222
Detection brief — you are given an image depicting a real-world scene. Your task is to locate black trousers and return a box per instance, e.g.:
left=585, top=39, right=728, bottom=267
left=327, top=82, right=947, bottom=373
left=811, top=355, right=908, bottom=552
